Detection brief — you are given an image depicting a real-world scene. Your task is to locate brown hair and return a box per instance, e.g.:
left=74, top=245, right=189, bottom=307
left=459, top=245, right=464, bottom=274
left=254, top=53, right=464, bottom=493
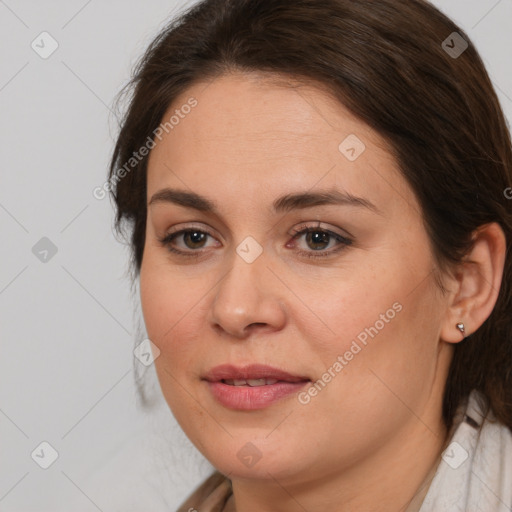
left=109, top=0, right=512, bottom=433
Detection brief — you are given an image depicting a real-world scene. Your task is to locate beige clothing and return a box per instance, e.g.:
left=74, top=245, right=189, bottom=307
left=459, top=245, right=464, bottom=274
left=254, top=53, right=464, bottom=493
left=176, top=390, right=512, bottom=512
left=176, top=471, right=233, bottom=512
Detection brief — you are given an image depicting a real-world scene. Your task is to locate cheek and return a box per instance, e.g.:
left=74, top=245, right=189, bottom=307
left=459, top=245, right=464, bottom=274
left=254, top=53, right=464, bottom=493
left=305, top=256, right=441, bottom=390
left=294, top=267, right=399, bottom=357
left=140, top=256, right=185, bottom=352
left=293, top=288, right=440, bottom=454
left=139, top=258, right=204, bottom=418
left=139, top=254, right=208, bottom=373
left=140, top=269, right=172, bottom=344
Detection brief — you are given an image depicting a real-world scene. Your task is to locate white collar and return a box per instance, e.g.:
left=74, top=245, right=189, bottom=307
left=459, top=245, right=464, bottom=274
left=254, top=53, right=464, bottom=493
left=419, top=389, right=512, bottom=511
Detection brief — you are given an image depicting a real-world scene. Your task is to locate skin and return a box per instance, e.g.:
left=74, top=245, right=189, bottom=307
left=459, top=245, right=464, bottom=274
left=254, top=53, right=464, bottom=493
left=140, top=72, right=506, bottom=511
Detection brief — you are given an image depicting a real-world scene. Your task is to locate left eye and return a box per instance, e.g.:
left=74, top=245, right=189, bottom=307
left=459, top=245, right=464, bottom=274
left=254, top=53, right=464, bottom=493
left=288, top=226, right=353, bottom=258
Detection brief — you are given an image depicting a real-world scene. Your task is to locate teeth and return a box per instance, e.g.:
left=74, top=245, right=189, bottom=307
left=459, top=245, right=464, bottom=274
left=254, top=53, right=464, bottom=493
left=247, top=378, right=267, bottom=386
left=223, top=378, right=279, bottom=386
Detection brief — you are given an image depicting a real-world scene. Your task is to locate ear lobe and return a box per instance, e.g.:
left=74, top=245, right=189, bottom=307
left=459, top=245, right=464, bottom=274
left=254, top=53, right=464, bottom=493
left=440, top=222, right=506, bottom=344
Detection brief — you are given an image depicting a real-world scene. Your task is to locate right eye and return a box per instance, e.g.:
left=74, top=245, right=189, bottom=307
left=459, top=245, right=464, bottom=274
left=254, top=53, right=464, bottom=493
left=159, top=228, right=218, bottom=257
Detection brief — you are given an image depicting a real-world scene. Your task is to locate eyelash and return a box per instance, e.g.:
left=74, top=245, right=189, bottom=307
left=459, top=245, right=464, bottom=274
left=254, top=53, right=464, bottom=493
left=158, top=223, right=353, bottom=260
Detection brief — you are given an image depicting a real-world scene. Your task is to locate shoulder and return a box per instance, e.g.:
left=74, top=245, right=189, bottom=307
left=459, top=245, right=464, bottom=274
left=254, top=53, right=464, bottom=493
left=469, top=392, right=512, bottom=510
left=176, top=471, right=233, bottom=512
left=420, top=389, right=512, bottom=511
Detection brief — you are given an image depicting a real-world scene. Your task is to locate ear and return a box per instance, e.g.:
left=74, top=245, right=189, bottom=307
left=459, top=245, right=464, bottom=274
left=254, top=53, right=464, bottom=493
left=440, top=222, right=506, bottom=343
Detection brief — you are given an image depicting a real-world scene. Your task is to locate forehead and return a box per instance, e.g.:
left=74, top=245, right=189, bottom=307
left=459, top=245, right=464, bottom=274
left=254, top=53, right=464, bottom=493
left=146, top=72, right=415, bottom=215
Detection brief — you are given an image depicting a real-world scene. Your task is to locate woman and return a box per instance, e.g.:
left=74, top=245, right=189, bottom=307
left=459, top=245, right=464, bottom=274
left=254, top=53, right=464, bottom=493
left=108, top=0, right=512, bottom=510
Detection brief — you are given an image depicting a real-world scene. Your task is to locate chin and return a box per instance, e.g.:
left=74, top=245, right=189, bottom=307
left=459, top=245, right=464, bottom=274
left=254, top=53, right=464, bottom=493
left=202, top=440, right=305, bottom=481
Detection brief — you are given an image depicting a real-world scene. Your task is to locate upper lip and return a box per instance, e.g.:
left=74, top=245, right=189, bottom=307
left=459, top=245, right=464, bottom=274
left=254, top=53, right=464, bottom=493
left=203, top=364, right=310, bottom=382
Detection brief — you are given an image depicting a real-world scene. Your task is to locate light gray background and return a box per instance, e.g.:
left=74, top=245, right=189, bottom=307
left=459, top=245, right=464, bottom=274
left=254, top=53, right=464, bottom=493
left=1, top=1, right=511, bottom=511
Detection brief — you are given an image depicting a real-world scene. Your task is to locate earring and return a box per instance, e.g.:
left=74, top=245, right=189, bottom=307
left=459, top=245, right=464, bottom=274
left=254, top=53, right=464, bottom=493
left=456, top=322, right=465, bottom=336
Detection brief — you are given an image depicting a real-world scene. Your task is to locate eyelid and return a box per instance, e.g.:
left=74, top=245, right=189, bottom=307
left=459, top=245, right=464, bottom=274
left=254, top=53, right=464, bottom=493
left=288, top=221, right=353, bottom=240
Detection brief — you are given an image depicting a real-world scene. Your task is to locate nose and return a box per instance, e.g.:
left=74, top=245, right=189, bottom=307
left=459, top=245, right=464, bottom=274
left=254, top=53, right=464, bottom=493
left=208, top=248, right=286, bottom=339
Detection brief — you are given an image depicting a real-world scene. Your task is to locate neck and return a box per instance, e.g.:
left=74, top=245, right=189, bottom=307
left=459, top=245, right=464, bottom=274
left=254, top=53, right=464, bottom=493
left=229, top=410, right=449, bottom=512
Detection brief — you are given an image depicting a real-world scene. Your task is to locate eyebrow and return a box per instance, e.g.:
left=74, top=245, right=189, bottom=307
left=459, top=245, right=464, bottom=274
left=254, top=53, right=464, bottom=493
left=148, top=187, right=381, bottom=215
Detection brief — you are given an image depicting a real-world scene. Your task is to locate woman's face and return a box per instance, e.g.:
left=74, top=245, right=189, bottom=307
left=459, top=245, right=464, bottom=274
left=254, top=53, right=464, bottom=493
left=141, top=72, right=453, bottom=482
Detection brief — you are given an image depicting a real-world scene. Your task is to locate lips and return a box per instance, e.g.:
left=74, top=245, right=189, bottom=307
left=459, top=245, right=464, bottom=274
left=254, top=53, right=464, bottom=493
left=202, top=363, right=310, bottom=383
left=202, top=364, right=311, bottom=410
left=223, top=378, right=278, bottom=386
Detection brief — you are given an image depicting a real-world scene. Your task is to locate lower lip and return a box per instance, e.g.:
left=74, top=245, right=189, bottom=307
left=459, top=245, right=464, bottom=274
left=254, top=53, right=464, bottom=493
left=206, top=380, right=309, bottom=410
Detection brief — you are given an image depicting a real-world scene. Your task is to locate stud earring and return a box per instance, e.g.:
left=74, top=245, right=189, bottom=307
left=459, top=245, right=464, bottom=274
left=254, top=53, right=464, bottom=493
left=456, top=322, right=465, bottom=336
